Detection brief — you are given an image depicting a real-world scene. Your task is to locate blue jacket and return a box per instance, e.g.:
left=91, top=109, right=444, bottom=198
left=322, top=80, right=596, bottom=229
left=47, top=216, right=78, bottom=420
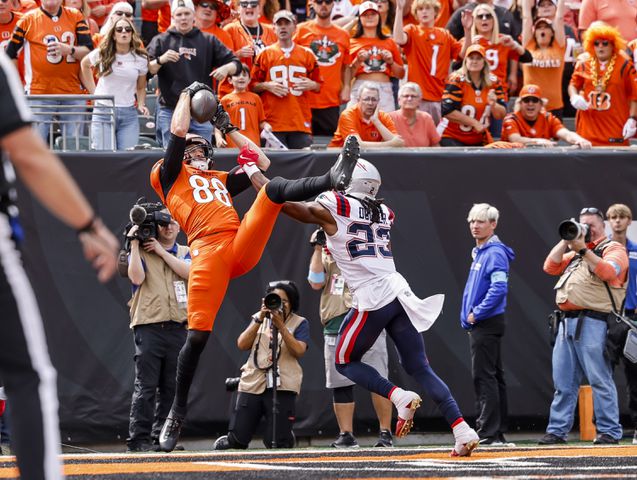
left=624, top=238, right=637, bottom=310
left=460, top=235, right=515, bottom=330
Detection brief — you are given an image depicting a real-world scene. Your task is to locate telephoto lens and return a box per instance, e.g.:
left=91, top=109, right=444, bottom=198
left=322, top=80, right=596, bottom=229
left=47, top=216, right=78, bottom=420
left=558, top=219, right=587, bottom=241
left=264, top=292, right=282, bottom=310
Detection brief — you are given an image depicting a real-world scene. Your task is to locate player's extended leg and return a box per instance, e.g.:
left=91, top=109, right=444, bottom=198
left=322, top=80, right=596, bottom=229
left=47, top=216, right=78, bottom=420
left=230, top=136, right=361, bottom=277
left=385, top=302, right=479, bottom=456
left=159, top=245, right=232, bottom=452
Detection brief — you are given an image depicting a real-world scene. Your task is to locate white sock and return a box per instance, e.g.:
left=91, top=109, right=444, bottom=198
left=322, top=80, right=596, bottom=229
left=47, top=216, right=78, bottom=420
left=389, top=387, right=405, bottom=405
left=452, top=420, right=470, bottom=436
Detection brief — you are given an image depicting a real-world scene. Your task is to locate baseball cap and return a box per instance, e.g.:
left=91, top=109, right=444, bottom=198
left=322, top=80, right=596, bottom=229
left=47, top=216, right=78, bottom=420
left=536, top=0, right=557, bottom=6
left=359, top=1, right=379, bottom=15
left=273, top=9, right=296, bottom=23
left=533, top=17, right=554, bottom=28
left=172, top=0, right=195, bottom=14
left=465, top=44, right=486, bottom=57
left=519, top=84, right=543, bottom=99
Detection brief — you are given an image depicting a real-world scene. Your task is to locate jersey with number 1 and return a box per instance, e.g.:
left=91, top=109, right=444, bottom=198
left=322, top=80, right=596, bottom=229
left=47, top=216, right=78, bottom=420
left=150, top=161, right=239, bottom=243
left=316, top=191, right=396, bottom=293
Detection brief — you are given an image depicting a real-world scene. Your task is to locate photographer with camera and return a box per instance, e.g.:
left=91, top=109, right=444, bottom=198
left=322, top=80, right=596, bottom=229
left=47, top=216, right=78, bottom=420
left=213, top=281, right=309, bottom=450
left=125, top=202, right=190, bottom=453
left=539, top=207, right=628, bottom=446
left=308, top=227, right=393, bottom=448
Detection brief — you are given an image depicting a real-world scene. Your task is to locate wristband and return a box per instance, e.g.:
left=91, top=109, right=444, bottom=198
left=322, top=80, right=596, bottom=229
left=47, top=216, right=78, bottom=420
left=70, top=46, right=76, bottom=56
left=76, top=216, right=98, bottom=236
left=578, top=247, right=588, bottom=256
left=308, top=269, right=325, bottom=283
left=252, top=314, right=263, bottom=324
left=156, top=56, right=162, bottom=65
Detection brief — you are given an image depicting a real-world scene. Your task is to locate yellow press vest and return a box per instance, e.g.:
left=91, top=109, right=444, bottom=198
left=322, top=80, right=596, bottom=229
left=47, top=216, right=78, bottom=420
left=238, top=313, right=306, bottom=395
left=128, top=245, right=189, bottom=328
left=554, top=239, right=626, bottom=313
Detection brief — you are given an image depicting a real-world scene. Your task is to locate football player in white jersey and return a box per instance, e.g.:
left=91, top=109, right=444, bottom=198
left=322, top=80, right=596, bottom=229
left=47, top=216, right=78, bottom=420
left=237, top=137, right=480, bottom=457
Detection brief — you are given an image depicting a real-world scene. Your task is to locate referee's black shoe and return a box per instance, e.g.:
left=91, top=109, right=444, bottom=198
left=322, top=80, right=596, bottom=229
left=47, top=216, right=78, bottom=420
left=159, top=412, right=184, bottom=452
left=330, top=135, right=360, bottom=191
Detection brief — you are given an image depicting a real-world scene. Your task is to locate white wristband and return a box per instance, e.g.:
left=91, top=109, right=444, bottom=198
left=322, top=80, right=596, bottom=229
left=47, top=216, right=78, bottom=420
left=242, top=163, right=260, bottom=177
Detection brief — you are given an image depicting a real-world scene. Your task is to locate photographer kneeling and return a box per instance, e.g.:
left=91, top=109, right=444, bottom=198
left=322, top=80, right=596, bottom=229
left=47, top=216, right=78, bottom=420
left=126, top=204, right=190, bottom=452
left=214, top=281, right=309, bottom=450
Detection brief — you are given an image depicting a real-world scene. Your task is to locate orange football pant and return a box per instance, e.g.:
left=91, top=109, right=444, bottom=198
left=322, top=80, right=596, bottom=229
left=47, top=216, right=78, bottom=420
left=187, top=187, right=282, bottom=331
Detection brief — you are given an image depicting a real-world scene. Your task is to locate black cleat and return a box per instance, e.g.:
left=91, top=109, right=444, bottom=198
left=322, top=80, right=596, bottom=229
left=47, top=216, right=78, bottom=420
left=330, top=135, right=360, bottom=191
left=159, top=413, right=184, bottom=452
left=213, top=435, right=232, bottom=450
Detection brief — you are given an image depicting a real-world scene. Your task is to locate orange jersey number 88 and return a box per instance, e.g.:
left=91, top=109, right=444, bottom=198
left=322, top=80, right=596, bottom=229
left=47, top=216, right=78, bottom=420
left=189, top=175, right=232, bottom=206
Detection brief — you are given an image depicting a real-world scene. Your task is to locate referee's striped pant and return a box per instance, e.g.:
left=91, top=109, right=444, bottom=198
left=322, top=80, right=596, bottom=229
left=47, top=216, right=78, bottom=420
left=0, top=213, right=62, bottom=479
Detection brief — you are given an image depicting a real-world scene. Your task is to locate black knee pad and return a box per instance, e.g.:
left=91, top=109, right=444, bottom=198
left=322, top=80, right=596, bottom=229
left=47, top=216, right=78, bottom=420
left=333, top=385, right=354, bottom=403
left=227, top=431, right=249, bottom=449
left=185, top=330, right=209, bottom=355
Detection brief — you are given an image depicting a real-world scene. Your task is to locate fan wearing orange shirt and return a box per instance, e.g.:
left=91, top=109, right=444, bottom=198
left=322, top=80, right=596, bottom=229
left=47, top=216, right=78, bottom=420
left=393, top=0, right=468, bottom=125
left=348, top=1, right=404, bottom=113
left=221, top=0, right=276, bottom=98
left=295, top=0, right=351, bottom=136
left=194, top=0, right=233, bottom=49
left=219, top=63, right=271, bottom=147
left=6, top=0, right=93, bottom=140
left=501, top=84, right=592, bottom=147
left=252, top=10, right=322, bottom=149
left=440, top=44, right=506, bottom=146
left=568, top=24, right=637, bottom=146
left=153, top=83, right=361, bottom=453
left=329, top=81, right=404, bottom=147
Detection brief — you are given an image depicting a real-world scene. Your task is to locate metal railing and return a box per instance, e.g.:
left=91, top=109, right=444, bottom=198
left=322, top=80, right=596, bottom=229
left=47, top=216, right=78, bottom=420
left=26, top=94, right=116, bottom=151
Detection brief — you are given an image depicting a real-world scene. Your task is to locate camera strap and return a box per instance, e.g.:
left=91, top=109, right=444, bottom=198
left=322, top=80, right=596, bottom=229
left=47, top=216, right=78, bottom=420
left=252, top=319, right=282, bottom=371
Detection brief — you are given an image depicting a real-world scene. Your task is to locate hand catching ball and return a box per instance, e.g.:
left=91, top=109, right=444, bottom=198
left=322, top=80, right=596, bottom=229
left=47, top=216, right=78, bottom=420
left=190, top=89, right=218, bottom=123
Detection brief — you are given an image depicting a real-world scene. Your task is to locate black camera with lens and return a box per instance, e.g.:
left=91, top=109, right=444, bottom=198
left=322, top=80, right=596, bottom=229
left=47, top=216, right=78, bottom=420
left=264, top=292, right=282, bottom=311
left=225, top=377, right=241, bottom=392
left=126, top=198, right=172, bottom=243
left=558, top=218, right=591, bottom=243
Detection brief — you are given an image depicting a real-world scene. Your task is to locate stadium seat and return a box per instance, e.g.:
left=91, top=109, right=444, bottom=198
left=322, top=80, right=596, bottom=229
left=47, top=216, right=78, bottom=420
left=136, top=136, right=161, bottom=148
left=53, top=136, right=91, bottom=151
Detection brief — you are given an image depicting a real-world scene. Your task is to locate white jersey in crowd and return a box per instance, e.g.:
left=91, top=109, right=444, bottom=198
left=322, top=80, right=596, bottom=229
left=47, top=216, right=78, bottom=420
left=316, top=190, right=445, bottom=331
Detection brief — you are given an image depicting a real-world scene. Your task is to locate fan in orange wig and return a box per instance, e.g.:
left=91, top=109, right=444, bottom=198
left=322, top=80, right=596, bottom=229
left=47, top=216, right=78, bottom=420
left=583, top=23, right=626, bottom=57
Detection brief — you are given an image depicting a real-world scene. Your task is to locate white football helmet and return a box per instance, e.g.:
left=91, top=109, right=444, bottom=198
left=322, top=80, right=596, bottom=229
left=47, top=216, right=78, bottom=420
left=345, top=158, right=381, bottom=199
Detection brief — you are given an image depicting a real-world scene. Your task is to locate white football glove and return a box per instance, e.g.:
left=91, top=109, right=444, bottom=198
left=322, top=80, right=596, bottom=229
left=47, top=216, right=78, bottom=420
left=570, top=94, right=589, bottom=111
left=623, top=118, right=637, bottom=140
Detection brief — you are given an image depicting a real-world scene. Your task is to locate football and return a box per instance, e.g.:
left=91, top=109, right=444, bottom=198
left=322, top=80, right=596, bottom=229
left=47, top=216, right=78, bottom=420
left=190, top=89, right=218, bottom=123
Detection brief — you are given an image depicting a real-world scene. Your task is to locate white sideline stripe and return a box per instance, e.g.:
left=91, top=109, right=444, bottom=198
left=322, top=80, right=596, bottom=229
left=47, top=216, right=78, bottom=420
left=0, top=217, right=62, bottom=479
left=336, top=310, right=364, bottom=364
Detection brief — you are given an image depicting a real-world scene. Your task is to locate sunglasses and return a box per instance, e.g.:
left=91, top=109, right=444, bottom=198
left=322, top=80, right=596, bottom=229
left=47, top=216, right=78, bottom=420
left=113, top=10, right=133, bottom=17
left=115, top=26, right=133, bottom=32
left=594, top=40, right=610, bottom=47
left=314, top=0, right=334, bottom=4
left=199, top=1, right=218, bottom=9
left=239, top=1, right=258, bottom=7
left=476, top=13, right=492, bottom=20
left=580, top=207, right=604, bottom=220
left=521, top=97, right=540, bottom=103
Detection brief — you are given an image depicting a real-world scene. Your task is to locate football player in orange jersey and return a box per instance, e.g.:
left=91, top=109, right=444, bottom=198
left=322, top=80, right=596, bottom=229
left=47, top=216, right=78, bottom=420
left=394, top=0, right=469, bottom=125
left=295, top=0, right=352, bottom=136
left=219, top=63, right=271, bottom=147
left=155, top=81, right=361, bottom=452
left=252, top=9, right=322, bottom=148
left=569, top=24, right=637, bottom=146
left=501, top=84, right=592, bottom=147
left=440, top=44, right=506, bottom=146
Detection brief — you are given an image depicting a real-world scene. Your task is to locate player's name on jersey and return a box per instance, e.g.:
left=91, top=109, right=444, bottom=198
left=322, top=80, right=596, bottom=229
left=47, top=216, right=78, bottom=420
left=357, top=205, right=388, bottom=224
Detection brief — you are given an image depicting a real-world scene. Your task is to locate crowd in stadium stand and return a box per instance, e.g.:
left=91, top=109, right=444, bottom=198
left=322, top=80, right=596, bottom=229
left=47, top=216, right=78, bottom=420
left=1, top=0, right=636, bottom=149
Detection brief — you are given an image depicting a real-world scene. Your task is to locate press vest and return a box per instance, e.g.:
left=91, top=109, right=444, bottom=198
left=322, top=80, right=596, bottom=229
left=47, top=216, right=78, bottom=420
left=239, top=313, right=306, bottom=395
left=554, top=239, right=626, bottom=313
left=128, top=245, right=189, bottom=328
left=319, top=251, right=352, bottom=325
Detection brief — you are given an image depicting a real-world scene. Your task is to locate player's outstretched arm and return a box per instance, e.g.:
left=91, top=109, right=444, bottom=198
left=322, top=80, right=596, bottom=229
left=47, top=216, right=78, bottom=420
left=171, top=91, right=191, bottom=138
left=282, top=201, right=337, bottom=235
left=227, top=129, right=271, bottom=171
